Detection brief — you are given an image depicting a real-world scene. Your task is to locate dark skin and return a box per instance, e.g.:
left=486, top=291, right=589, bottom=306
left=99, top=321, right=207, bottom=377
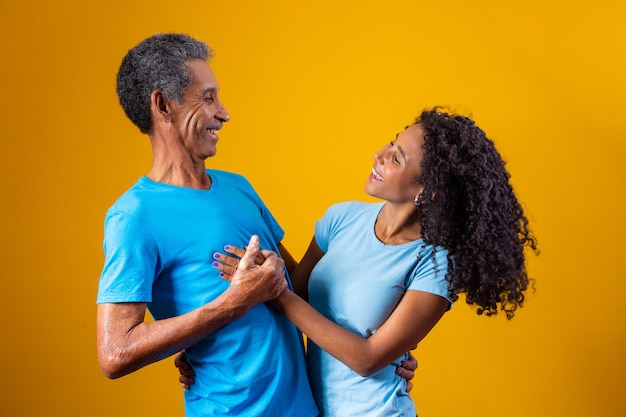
left=172, top=111, right=429, bottom=393
left=174, top=243, right=420, bottom=391
left=174, top=125, right=452, bottom=390
left=97, top=60, right=289, bottom=379
left=174, top=350, right=419, bottom=392
left=254, top=126, right=450, bottom=378
left=228, top=243, right=440, bottom=375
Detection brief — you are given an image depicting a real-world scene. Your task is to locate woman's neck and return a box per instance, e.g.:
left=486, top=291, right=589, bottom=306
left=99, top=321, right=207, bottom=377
left=374, top=203, right=422, bottom=245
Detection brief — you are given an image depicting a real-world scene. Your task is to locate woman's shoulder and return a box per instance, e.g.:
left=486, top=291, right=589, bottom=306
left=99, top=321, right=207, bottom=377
left=326, top=200, right=383, bottom=214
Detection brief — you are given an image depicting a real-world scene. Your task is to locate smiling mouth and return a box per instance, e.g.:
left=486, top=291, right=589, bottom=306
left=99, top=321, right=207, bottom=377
left=371, top=168, right=383, bottom=181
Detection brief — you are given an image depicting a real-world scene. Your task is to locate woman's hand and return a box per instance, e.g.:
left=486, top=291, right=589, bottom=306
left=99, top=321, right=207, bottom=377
left=212, top=245, right=268, bottom=280
left=174, top=351, right=195, bottom=389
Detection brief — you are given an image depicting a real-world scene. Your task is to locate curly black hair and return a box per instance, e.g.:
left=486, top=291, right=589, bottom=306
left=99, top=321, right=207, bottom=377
left=415, top=107, right=538, bottom=319
left=116, top=33, right=212, bottom=134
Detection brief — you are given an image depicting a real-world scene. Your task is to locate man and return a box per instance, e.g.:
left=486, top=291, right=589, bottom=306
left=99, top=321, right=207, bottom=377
left=97, top=33, right=416, bottom=416
left=96, top=33, right=318, bottom=416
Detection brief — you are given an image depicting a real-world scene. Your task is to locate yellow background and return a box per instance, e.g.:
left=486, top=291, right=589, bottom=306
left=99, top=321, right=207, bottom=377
left=1, top=1, right=624, bottom=416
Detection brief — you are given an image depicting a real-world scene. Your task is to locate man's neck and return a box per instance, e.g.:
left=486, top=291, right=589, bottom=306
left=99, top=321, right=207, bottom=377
left=147, top=163, right=212, bottom=190
left=147, top=133, right=212, bottom=190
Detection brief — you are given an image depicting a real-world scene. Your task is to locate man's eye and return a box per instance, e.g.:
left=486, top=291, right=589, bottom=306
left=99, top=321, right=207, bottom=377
left=205, top=96, right=214, bottom=103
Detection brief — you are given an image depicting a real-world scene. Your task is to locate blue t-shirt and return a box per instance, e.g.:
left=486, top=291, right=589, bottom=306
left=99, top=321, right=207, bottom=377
left=307, top=201, right=452, bottom=417
left=97, top=169, right=318, bottom=417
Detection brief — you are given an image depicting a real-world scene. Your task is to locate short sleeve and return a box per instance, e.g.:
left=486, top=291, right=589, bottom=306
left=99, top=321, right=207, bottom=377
left=407, top=245, right=453, bottom=307
left=96, top=210, right=157, bottom=304
left=234, top=173, right=285, bottom=246
left=313, top=203, right=346, bottom=253
left=258, top=199, right=284, bottom=246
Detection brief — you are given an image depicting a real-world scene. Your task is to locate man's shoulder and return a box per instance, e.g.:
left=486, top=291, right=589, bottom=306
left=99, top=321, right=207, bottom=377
left=105, top=177, right=162, bottom=217
left=105, top=177, right=139, bottom=204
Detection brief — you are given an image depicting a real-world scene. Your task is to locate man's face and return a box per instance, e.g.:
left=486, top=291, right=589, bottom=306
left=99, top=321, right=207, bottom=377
left=168, top=59, right=230, bottom=160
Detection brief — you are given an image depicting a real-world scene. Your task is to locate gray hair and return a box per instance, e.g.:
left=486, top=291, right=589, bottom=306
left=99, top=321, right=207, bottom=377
left=116, top=33, right=213, bottom=134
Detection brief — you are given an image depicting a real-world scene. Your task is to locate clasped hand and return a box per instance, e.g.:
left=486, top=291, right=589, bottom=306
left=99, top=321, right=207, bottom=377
left=213, top=235, right=287, bottom=305
left=212, top=242, right=268, bottom=279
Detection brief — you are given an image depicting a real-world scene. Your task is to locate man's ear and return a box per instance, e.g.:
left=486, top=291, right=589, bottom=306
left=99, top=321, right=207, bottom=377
left=150, top=90, right=171, bottom=123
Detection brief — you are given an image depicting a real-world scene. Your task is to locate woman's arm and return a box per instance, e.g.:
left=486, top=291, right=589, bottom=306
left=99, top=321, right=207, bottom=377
left=272, top=287, right=448, bottom=377
left=277, top=242, right=298, bottom=276
left=214, top=237, right=448, bottom=378
left=284, top=237, right=324, bottom=300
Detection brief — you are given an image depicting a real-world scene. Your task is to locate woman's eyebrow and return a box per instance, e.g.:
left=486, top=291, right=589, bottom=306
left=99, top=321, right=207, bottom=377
left=393, top=133, right=407, bottom=161
left=397, top=145, right=407, bottom=162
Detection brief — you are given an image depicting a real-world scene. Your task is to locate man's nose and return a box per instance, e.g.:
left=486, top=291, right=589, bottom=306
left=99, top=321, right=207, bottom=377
left=217, top=101, right=230, bottom=122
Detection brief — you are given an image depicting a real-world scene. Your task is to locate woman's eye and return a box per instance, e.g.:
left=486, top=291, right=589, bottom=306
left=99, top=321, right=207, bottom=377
left=393, top=154, right=400, bottom=164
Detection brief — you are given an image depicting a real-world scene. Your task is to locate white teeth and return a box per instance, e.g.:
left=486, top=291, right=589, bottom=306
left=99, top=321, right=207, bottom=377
left=372, top=168, right=383, bottom=181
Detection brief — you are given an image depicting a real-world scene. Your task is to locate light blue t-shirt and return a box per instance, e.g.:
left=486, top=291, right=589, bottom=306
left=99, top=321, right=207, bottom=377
left=97, top=169, right=318, bottom=417
left=307, top=201, right=452, bottom=417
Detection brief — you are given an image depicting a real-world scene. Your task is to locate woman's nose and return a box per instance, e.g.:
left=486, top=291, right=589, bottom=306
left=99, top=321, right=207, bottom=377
left=373, top=148, right=386, bottom=163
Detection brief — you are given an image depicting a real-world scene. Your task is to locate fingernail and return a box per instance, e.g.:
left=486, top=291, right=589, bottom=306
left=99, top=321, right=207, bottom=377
left=224, top=245, right=231, bottom=251
left=212, top=261, right=220, bottom=268
left=219, top=272, right=225, bottom=277
left=213, top=253, right=221, bottom=259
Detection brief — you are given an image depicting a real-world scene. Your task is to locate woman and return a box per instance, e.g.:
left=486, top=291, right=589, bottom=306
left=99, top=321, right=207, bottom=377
left=184, top=107, right=537, bottom=416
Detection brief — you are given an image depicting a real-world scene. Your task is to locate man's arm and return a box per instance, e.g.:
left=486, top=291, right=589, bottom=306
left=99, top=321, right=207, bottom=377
left=97, top=235, right=286, bottom=379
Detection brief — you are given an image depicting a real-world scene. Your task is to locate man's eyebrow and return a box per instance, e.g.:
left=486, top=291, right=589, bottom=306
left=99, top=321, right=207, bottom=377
left=202, top=87, right=217, bottom=95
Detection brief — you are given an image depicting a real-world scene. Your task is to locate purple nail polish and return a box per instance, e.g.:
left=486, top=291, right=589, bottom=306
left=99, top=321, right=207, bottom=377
left=213, top=253, right=221, bottom=259
left=219, top=272, right=225, bottom=277
left=224, top=245, right=231, bottom=251
left=212, top=261, right=219, bottom=268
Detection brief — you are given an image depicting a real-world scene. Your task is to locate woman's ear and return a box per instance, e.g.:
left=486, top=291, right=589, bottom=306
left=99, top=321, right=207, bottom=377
left=414, top=185, right=425, bottom=207
left=415, top=184, right=425, bottom=199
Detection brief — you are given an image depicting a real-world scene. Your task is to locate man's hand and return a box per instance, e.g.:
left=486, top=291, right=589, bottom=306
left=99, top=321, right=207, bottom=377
left=396, top=351, right=418, bottom=392
left=215, top=235, right=287, bottom=306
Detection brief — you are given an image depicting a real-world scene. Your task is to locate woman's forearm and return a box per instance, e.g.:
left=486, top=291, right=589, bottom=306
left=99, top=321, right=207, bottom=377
left=272, top=288, right=448, bottom=377
left=272, top=291, right=396, bottom=376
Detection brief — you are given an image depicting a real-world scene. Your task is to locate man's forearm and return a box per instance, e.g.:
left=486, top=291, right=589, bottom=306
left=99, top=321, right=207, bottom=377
left=97, top=289, right=249, bottom=379
left=98, top=235, right=287, bottom=379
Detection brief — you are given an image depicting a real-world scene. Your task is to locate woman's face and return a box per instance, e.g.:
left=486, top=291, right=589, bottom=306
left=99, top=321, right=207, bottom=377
left=364, top=123, right=425, bottom=204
